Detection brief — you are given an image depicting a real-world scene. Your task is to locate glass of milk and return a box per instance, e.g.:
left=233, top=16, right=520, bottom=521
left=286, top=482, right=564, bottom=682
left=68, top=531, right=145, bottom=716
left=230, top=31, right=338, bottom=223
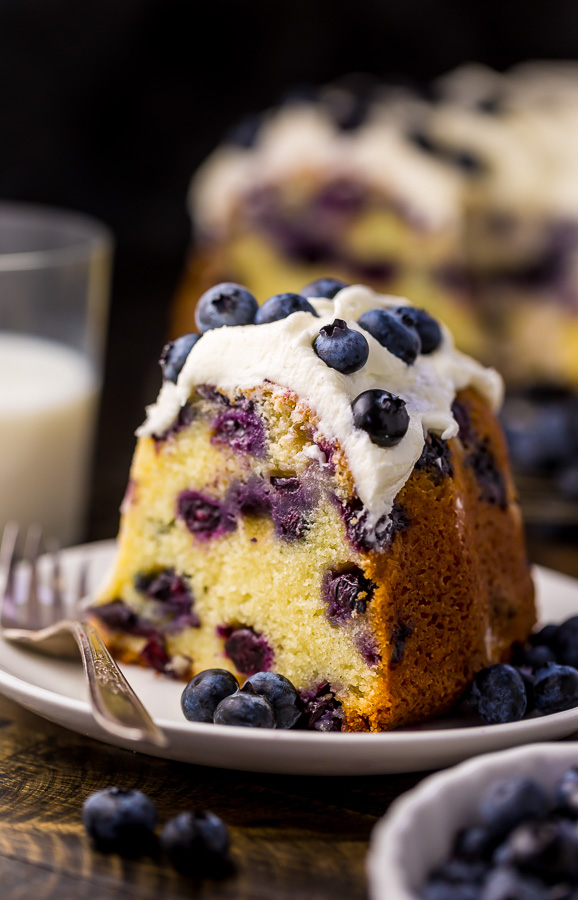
left=0, top=202, right=113, bottom=546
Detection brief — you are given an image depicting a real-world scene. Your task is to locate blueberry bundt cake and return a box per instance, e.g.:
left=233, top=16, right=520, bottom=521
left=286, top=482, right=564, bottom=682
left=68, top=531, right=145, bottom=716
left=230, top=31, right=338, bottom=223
left=92, top=282, right=535, bottom=732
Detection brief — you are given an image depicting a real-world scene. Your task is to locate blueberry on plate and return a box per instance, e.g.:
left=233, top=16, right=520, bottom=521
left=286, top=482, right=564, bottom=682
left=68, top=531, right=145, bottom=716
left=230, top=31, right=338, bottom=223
left=82, top=786, right=157, bottom=856
left=390, top=306, right=443, bottom=355
left=213, top=690, right=277, bottom=727
left=357, top=308, right=421, bottom=364
left=254, top=292, right=319, bottom=324
left=161, top=810, right=231, bottom=876
left=553, top=616, right=578, bottom=668
left=351, top=389, right=410, bottom=447
left=241, top=672, right=302, bottom=729
left=314, top=319, right=369, bottom=374
left=181, top=669, right=239, bottom=723
left=534, top=663, right=578, bottom=714
left=160, top=333, right=201, bottom=383
left=479, top=776, right=549, bottom=835
left=195, top=283, right=258, bottom=332
left=528, top=623, right=558, bottom=649
left=518, top=644, right=557, bottom=671
left=469, top=664, right=527, bottom=724
left=301, top=276, right=349, bottom=299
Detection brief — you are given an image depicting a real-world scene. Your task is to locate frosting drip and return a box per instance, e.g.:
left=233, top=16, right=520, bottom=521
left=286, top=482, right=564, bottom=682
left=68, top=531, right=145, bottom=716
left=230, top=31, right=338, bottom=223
left=139, top=285, right=502, bottom=525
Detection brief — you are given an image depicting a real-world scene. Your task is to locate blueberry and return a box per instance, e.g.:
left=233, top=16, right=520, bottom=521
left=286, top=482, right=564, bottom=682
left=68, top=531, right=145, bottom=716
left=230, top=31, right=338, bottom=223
left=480, top=776, right=549, bottom=835
left=322, top=567, right=376, bottom=624
left=357, top=308, right=421, bottom=364
left=421, top=883, right=481, bottom=900
left=469, top=664, right=527, bottom=724
left=431, top=859, right=488, bottom=884
left=534, top=664, right=578, bottom=713
left=516, top=644, right=557, bottom=671
left=224, top=627, right=273, bottom=675
left=213, top=691, right=276, bottom=727
left=529, top=624, right=558, bottom=648
left=212, top=407, right=266, bottom=457
left=390, top=306, right=443, bottom=354
left=454, top=826, right=498, bottom=862
left=254, top=292, right=319, bottom=324
left=195, top=282, right=258, bottom=332
left=480, top=866, right=547, bottom=900
left=160, top=810, right=230, bottom=876
left=301, top=277, right=349, bottom=299
left=181, top=669, right=239, bottom=723
left=494, top=819, right=578, bottom=882
left=82, top=787, right=157, bottom=856
left=177, top=490, right=237, bottom=540
left=555, top=767, right=578, bottom=816
left=314, top=319, right=369, bottom=374
left=351, top=389, right=410, bottom=447
left=241, top=672, right=302, bottom=729
left=553, top=617, right=578, bottom=667
left=159, top=333, right=201, bottom=383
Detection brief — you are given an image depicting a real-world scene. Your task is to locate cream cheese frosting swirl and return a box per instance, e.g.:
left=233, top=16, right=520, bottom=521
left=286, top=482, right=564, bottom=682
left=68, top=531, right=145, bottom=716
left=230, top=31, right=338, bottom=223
left=139, top=285, right=502, bottom=525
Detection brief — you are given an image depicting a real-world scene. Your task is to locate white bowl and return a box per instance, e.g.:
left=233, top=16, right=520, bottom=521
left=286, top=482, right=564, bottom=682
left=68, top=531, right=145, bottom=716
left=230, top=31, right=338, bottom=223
left=367, top=742, right=578, bottom=899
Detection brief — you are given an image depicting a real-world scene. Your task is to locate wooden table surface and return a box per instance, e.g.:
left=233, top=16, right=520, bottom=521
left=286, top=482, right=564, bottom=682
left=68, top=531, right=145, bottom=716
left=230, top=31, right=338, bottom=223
left=0, top=539, right=575, bottom=900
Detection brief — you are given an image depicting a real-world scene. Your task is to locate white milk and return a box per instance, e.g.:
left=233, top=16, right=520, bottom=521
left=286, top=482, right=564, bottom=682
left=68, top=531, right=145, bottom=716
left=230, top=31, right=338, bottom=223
left=0, top=333, right=100, bottom=545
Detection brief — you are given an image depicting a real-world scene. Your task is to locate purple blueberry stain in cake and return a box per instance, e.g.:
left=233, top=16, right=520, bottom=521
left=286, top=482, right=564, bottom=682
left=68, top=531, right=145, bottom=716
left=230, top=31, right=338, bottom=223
left=322, top=567, right=376, bottom=625
left=134, top=568, right=200, bottom=627
left=299, top=682, right=344, bottom=732
left=221, top=626, right=274, bottom=676
left=415, top=434, right=453, bottom=482
left=270, top=475, right=317, bottom=541
left=228, top=478, right=273, bottom=517
left=339, top=496, right=410, bottom=553
left=177, top=490, right=237, bottom=540
left=389, top=622, right=414, bottom=667
left=355, top=631, right=381, bottom=668
left=467, top=439, right=508, bottom=509
left=90, top=599, right=155, bottom=638
left=153, top=403, right=195, bottom=444
left=140, top=633, right=171, bottom=673
left=211, top=406, right=266, bottom=457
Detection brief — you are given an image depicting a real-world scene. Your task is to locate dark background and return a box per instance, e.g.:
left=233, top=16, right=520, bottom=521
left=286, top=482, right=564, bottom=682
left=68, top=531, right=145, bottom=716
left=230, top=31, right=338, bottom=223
left=1, top=0, right=577, bottom=541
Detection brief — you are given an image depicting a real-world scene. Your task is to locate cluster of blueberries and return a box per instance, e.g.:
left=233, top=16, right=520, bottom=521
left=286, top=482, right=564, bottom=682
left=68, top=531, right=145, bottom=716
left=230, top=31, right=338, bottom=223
left=82, top=786, right=231, bottom=876
left=468, top=617, right=578, bottom=725
left=181, top=668, right=302, bottom=729
left=160, top=277, right=443, bottom=450
left=421, top=769, right=578, bottom=900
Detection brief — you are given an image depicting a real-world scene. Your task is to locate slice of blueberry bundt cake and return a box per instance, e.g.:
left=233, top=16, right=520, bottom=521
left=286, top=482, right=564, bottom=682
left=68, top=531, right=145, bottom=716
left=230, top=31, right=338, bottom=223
left=91, top=281, right=535, bottom=732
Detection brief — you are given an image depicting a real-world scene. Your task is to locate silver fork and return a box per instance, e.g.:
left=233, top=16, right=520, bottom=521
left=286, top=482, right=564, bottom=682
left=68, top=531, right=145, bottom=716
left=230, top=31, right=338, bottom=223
left=0, top=523, right=167, bottom=748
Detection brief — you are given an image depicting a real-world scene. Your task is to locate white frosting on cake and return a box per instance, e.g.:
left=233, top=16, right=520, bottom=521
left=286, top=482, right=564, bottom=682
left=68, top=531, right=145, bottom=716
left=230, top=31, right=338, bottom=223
left=190, top=103, right=462, bottom=238
left=139, top=286, right=502, bottom=525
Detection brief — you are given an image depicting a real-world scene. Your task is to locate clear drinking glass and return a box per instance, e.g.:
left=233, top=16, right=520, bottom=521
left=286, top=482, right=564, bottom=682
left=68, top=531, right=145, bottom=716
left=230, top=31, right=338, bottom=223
left=0, top=202, right=113, bottom=545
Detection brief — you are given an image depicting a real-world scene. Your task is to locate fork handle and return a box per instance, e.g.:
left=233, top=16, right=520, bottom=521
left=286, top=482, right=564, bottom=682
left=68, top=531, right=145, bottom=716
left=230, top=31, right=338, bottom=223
left=71, top=620, right=168, bottom=748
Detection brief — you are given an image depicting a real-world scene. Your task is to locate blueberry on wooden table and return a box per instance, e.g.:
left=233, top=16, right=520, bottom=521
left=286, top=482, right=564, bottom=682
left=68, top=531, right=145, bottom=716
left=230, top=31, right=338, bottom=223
left=351, top=389, right=409, bottom=447
left=195, top=282, right=258, bottom=332
left=161, top=810, right=231, bottom=877
left=82, top=787, right=157, bottom=856
left=160, top=333, right=201, bottom=382
left=301, top=276, right=349, bottom=299
left=241, top=671, right=302, bottom=729
left=254, top=292, right=318, bottom=324
left=213, top=690, right=276, bottom=727
left=357, top=307, right=421, bottom=363
left=181, top=669, right=239, bottom=723
left=314, top=318, right=369, bottom=374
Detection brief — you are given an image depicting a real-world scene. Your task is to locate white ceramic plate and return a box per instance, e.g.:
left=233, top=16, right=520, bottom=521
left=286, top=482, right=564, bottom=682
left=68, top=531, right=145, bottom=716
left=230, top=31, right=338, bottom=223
left=1, top=541, right=578, bottom=775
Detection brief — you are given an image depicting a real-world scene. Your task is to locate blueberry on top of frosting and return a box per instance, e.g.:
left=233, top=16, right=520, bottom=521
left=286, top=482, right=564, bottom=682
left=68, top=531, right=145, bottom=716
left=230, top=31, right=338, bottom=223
left=352, top=390, right=410, bottom=447
left=254, top=292, right=319, bottom=324
left=314, top=319, right=369, bottom=374
left=301, top=277, right=349, bottom=300
left=160, top=334, right=201, bottom=383
left=390, top=306, right=442, bottom=355
left=195, top=282, right=258, bottom=332
left=357, top=308, right=421, bottom=364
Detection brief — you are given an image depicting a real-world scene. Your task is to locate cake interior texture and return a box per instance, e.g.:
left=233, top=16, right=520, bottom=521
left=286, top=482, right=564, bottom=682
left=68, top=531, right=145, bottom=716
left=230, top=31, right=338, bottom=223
left=92, top=308, right=535, bottom=732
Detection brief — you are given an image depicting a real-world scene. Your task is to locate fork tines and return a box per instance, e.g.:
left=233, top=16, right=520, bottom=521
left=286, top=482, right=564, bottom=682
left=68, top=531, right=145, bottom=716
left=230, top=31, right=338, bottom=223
left=0, top=523, right=63, bottom=630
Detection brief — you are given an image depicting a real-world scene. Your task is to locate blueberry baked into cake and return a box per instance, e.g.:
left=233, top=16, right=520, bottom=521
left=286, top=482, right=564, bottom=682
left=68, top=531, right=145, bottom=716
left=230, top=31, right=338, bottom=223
left=91, top=280, right=535, bottom=732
